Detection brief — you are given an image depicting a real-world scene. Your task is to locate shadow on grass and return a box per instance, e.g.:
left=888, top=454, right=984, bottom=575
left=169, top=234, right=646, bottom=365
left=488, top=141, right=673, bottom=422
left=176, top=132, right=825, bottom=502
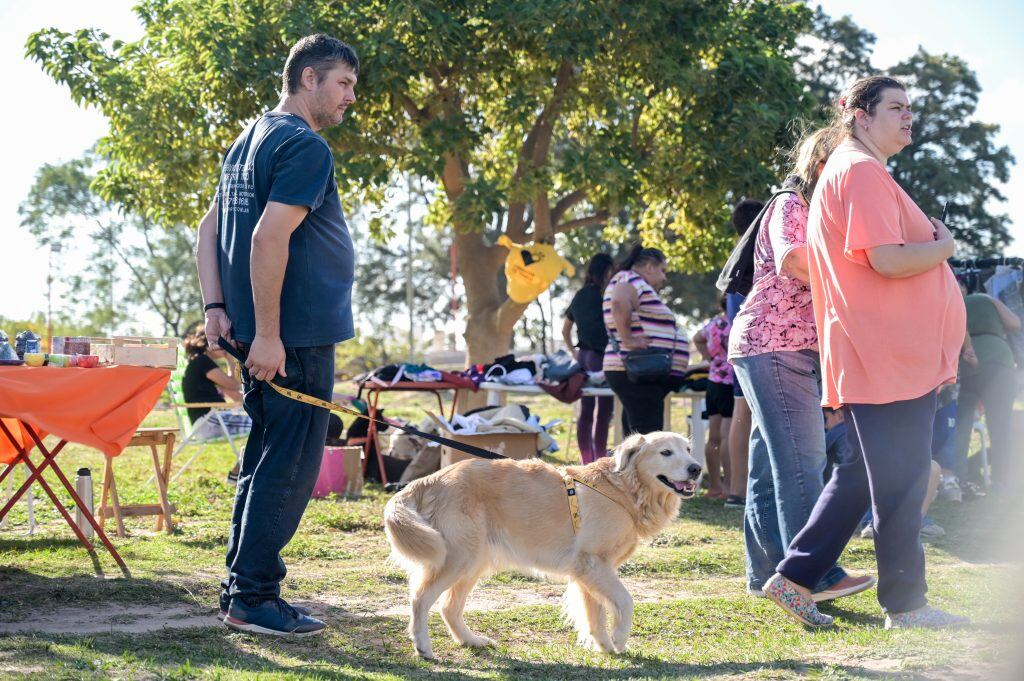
left=0, top=611, right=941, bottom=680
left=0, top=567, right=204, bottom=619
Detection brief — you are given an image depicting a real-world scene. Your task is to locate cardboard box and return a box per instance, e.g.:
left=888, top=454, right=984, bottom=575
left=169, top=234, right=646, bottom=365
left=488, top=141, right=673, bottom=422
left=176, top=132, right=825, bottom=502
left=440, top=430, right=538, bottom=468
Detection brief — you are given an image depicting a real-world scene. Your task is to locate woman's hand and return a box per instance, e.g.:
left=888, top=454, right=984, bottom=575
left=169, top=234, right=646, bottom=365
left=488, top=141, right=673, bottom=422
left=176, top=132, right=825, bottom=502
left=962, top=346, right=979, bottom=368
left=621, top=335, right=650, bottom=351
left=930, top=217, right=953, bottom=244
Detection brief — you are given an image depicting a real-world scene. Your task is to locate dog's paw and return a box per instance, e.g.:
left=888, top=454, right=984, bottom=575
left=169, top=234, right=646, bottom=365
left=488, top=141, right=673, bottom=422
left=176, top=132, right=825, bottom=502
left=414, top=644, right=435, bottom=660
left=461, top=634, right=496, bottom=648
left=581, top=635, right=616, bottom=653
left=611, top=637, right=629, bottom=654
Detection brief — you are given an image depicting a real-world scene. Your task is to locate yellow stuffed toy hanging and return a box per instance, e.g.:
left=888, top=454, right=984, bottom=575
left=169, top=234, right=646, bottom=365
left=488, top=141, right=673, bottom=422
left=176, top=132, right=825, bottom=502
left=497, top=235, right=575, bottom=304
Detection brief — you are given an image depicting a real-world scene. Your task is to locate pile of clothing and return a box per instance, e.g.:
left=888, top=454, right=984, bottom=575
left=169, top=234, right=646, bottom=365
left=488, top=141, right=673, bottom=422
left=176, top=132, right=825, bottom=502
left=358, top=350, right=610, bottom=401
left=356, top=363, right=476, bottom=390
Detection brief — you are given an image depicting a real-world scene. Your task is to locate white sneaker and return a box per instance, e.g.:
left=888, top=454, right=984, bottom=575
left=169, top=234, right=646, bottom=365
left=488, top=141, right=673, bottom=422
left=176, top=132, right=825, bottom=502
left=859, top=524, right=874, bottom=539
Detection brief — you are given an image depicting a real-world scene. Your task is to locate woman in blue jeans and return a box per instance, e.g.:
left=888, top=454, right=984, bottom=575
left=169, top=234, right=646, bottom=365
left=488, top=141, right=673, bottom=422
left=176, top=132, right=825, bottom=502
left=728, top=128, right=875, bottom=602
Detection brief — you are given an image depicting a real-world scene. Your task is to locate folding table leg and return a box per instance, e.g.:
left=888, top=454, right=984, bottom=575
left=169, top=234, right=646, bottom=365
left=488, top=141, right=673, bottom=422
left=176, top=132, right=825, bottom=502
left=367, top=390, right=388, bottom=485
left=104, top=459, right=126, bottom=538
left=24, top=466, right=36, bottom=536
left=12, top=431, right=131, bottom=578
left=0, top=424, right=67, bottom=522
left=15, top=421, right=131, bottom=577
left=150, top=441, right=175, bottom=534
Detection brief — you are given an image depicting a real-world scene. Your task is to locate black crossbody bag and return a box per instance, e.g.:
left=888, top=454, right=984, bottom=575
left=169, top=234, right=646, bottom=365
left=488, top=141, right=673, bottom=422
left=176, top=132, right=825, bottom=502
left=611, top=329, right=677, bottom=383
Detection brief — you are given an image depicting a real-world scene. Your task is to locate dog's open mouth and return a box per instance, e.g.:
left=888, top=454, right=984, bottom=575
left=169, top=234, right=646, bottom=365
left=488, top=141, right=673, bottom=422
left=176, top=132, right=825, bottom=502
left=657, top=475, right=697, bottom=498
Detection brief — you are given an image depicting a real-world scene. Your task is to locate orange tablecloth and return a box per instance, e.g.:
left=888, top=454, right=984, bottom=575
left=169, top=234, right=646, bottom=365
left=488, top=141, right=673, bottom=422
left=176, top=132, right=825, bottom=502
left=0, top=365, right=170, bottom=464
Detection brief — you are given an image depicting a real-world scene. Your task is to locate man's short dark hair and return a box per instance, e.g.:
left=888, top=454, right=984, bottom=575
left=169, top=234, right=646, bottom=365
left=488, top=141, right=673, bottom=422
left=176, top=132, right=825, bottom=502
left=731, top=198, right=765, bottom=236
left=282, top=34, right=359, bottom=95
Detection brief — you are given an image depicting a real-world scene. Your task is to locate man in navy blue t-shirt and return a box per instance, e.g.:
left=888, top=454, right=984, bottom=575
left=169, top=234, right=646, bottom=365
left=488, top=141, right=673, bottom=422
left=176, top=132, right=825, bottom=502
left=195, top=34, right=358, bottom=637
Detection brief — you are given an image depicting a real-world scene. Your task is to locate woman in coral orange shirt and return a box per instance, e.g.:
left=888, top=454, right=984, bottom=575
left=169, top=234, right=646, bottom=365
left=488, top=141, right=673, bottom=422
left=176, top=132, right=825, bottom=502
left=762, top=76, right=969, bottom=630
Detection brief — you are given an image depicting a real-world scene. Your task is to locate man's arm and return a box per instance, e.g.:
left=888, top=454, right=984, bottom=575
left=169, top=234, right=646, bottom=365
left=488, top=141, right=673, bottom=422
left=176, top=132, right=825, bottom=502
left=245, top=201, right=309, bottom=382
left=988, top=295, right=1023, bottom=332
left=195, top=201, right=234, bottom=345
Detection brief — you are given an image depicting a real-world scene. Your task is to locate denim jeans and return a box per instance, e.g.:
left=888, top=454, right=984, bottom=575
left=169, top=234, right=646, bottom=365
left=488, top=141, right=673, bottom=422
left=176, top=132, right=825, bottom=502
left=222, top=344, right=335, bottom=601
left=732, top=350, right=846, bottom=592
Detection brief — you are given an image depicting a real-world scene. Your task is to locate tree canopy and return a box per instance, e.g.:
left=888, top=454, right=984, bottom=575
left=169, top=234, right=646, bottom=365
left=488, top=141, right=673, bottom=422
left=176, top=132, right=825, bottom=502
left=19, top=153, right=202, bottom=337
left=28, top=0, right=812, bottom=360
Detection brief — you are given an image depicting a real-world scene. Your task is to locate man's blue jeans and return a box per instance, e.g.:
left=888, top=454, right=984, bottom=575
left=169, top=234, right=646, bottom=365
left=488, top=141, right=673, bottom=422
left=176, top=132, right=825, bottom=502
left=222, top=344, right=335, bottom=602
left=733, top=350, right=846, bottom=592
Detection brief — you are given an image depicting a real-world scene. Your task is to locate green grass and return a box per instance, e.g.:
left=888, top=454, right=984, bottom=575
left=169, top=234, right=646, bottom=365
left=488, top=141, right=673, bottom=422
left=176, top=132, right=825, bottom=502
left=0, top=391, right=1018, bottom=679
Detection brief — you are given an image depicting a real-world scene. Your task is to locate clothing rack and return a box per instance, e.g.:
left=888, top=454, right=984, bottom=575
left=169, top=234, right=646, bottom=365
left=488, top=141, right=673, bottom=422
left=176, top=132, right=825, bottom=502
left=949, top=257, right=1024, bottom=269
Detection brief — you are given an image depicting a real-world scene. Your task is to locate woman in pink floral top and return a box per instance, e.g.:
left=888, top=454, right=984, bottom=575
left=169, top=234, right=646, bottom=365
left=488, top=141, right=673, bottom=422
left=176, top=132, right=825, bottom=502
left=727, top=129, right=872, bottom=602
left=694, top=298, right=734, bottom=499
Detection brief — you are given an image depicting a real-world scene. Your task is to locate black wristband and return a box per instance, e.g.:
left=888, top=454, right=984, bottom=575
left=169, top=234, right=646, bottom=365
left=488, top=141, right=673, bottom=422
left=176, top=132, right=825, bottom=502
left=204, top=302, right=226, bottom=312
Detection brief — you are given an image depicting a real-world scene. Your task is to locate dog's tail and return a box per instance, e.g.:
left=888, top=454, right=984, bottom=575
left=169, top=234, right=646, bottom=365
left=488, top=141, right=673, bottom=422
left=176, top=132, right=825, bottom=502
left=384, top=487, right=447, bottom=572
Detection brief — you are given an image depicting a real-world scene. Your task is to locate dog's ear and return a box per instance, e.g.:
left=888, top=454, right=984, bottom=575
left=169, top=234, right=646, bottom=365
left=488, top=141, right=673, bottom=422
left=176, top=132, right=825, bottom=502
left=613, top=433, right=646, bottom=472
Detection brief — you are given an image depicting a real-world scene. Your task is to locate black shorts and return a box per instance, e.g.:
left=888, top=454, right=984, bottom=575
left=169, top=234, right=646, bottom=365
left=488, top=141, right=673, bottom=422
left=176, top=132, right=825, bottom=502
left=706, top=381, right=735, bottom=418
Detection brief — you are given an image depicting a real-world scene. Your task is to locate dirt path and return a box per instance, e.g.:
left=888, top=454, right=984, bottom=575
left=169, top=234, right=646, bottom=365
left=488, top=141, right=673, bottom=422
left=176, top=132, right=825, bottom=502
left=0, top=604, right=218, bottom=635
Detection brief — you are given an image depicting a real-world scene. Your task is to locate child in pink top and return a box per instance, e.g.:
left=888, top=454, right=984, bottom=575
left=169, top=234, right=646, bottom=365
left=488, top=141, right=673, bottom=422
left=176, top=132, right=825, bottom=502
left=693, top=302, right=733, bottom=499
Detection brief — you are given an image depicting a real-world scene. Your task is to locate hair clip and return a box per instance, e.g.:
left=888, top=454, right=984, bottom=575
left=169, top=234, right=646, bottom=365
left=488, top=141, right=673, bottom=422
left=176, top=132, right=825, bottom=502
left=839, top=97, right=847, bottom=108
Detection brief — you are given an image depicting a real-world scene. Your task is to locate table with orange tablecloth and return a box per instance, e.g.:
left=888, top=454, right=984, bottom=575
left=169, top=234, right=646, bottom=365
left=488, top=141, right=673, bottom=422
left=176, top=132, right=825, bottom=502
left=0, top=365, right=170, bottom=576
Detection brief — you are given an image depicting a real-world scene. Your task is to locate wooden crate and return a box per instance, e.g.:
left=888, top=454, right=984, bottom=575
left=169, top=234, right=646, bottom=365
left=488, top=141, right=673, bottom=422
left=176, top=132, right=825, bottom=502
left=92, top=337, right=179, bottom=368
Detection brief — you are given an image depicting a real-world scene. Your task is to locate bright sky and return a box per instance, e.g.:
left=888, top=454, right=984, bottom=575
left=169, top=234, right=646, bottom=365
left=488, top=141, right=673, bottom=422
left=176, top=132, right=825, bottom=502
left=1, top=0, right=1022, bottom=328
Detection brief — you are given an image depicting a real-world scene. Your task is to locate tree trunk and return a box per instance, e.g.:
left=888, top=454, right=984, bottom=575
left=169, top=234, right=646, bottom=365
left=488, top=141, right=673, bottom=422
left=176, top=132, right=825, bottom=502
left=455, top=230, right=528, bottom=365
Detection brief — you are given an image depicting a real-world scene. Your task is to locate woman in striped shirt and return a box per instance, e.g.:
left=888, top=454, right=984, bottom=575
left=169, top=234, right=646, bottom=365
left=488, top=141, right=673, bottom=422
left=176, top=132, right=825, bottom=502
left=603, top=245, right=689, bottom=434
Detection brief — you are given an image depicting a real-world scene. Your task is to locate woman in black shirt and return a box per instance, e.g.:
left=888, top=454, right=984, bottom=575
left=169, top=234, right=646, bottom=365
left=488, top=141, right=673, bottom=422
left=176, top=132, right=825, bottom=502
left=562, top=253, right=614, bottom=463
left=182, top=330, right=249, bottom=481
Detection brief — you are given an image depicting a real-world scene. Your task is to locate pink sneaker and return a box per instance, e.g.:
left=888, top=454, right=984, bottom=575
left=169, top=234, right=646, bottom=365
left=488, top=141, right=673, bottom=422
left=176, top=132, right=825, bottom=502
left=763, top=573, right=834, bottom=628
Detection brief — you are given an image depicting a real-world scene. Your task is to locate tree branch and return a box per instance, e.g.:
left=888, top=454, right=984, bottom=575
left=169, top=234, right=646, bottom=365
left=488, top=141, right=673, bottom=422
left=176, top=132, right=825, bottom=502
left=94, top=219, right=169, bottom=327
left=396, top=92, right=430, bottom=125
left=522, top=60, right=575, bottom=168
left=555, top=211, right=610, bottom=234
left=551, top=189, right=587, bottom=226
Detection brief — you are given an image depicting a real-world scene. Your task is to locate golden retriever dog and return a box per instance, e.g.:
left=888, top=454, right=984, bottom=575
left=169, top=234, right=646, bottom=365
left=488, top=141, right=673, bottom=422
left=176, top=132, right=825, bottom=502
left=383, top=431, right=701, bottom=659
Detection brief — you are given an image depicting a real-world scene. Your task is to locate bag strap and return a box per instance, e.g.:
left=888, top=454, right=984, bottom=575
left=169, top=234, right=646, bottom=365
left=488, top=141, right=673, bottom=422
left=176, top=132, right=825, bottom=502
left=716, top=188, right=797, bottom=293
